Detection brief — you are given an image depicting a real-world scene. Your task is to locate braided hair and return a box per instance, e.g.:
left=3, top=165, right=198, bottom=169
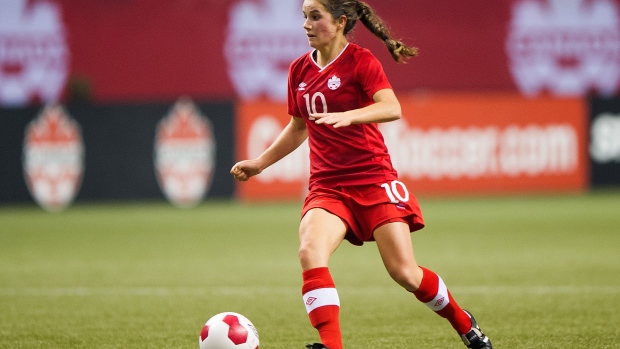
left=318, top=0, right=418, bottom=63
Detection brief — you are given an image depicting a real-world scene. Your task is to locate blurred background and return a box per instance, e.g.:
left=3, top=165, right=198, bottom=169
left=1, top=0, right=620, bottom=210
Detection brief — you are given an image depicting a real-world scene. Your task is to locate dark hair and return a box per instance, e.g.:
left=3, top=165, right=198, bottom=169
left=318, top=0, right=418, bottom=63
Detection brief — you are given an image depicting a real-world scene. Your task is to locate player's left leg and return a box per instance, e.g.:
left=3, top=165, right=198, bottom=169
left=373, top=222, right=492, bottom=348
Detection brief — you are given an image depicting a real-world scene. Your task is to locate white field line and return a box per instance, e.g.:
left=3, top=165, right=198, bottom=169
left=0, top=285, right=619, bottom=297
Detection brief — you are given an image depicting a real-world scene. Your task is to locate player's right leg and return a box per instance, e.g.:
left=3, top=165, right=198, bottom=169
left=299, top=208, right=347, bottom=349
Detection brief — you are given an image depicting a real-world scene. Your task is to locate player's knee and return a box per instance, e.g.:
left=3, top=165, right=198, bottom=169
left=298, top=241, right=320, bottom=268
left=298, top=243, right=312, bottom=264
left=387, top=265, right=422, bottom=292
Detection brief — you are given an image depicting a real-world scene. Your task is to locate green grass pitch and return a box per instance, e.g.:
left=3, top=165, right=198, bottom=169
left=1, top=190, right=620, bottom=348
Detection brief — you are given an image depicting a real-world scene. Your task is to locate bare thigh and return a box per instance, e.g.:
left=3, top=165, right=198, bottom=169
left=374, top=221, right=423, bottom=292
left=298, top=208, right=347, bottom=271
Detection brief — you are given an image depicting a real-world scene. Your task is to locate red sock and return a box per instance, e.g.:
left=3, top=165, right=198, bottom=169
left=302, top=267, right=342, bottom=349
left=412, top=267, right=472, bottom=334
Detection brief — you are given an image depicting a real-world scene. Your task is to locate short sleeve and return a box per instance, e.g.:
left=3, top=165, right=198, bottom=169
left=355, top=50, right=392, bottom=99
left=287, top=60, right=302, bottom=118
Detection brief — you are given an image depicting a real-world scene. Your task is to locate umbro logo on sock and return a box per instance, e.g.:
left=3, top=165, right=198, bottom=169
left=434, top=297, right=445, bottom=307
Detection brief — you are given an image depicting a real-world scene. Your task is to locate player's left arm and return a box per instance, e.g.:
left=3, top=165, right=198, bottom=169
left=311, top=88, right=401, bottom=128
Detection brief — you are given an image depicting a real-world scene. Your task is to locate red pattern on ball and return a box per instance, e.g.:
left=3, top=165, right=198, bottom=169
left=223, top=314, right=249, bottom=345
left=200, top=324, right=209, bottom=341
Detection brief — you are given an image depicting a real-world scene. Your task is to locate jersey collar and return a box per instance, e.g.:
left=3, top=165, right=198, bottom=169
left=310, top=42, right=350, bottom=72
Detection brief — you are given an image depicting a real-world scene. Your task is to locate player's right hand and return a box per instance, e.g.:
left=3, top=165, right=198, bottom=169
left=230, top=160, right=262, bottom=181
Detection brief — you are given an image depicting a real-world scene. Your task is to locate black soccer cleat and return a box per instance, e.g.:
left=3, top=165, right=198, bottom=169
left=460, top=310, right=493, bottom=349
left=305, top=343, right=330, bottom=349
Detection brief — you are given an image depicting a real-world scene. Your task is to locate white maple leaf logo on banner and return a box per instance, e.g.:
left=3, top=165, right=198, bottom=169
left=22, top=105, right=84, bottom=212
left=154, top=99, right=216, bottom=208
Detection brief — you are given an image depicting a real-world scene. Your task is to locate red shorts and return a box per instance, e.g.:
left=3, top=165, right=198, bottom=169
left=301, top=181, right=425, bottom=246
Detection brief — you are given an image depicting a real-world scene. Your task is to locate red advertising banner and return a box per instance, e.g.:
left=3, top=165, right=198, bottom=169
left=236, top=94, right=589, bottom=201
left=386, top=93, right=589, bottom=195
left=2, top=0, right=619, bottom=106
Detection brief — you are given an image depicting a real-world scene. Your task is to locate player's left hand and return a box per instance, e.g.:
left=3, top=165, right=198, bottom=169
left=310, top=112, right=352, bottom=128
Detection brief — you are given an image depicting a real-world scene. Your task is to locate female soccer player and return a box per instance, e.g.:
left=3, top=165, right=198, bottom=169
left=231, top=1, right=493, bottom=348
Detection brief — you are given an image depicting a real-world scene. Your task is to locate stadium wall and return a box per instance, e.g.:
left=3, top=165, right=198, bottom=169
left=2, top=0, right=620, bottom=208
left=2, top=0, right=620, bottom=107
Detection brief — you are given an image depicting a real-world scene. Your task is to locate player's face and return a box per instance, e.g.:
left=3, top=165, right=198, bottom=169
left=302, top=0, right=341, bottom=49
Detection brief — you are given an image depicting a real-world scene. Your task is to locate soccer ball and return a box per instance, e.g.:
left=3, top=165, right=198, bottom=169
left=199, top=312, right=259, bottom=349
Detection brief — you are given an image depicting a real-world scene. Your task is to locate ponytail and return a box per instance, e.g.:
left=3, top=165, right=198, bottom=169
left=355, top=1, right=418, bottom=63
left=321, top=0, right=418, bottom=63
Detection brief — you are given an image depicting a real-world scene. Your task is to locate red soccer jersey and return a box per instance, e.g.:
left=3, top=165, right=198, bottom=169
left=287, top=43, right=398, bottom=189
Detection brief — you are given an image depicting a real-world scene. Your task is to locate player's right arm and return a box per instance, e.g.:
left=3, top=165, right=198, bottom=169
left=231, top=116, right=308, bottom=181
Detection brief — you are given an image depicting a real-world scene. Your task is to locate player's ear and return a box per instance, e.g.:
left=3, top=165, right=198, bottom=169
left=336, top=15, right=347, bottom=29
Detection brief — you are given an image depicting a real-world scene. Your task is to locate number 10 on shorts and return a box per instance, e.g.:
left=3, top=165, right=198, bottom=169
left=381, top=180, right=410, bottom=203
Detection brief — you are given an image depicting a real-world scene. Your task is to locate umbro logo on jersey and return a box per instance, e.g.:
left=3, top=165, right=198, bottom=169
left=298, top=82, right=307, bottom=91
left=306, top=297, right=317, bottom=305
left=327, top=75, right=341, bottom=90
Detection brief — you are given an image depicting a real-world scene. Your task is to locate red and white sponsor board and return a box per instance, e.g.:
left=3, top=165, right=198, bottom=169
left=236, top=94, right=588, bottom=201
left=154, top=99, right=216, bottom=208
left=22, top=105, right=84, bottom=211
